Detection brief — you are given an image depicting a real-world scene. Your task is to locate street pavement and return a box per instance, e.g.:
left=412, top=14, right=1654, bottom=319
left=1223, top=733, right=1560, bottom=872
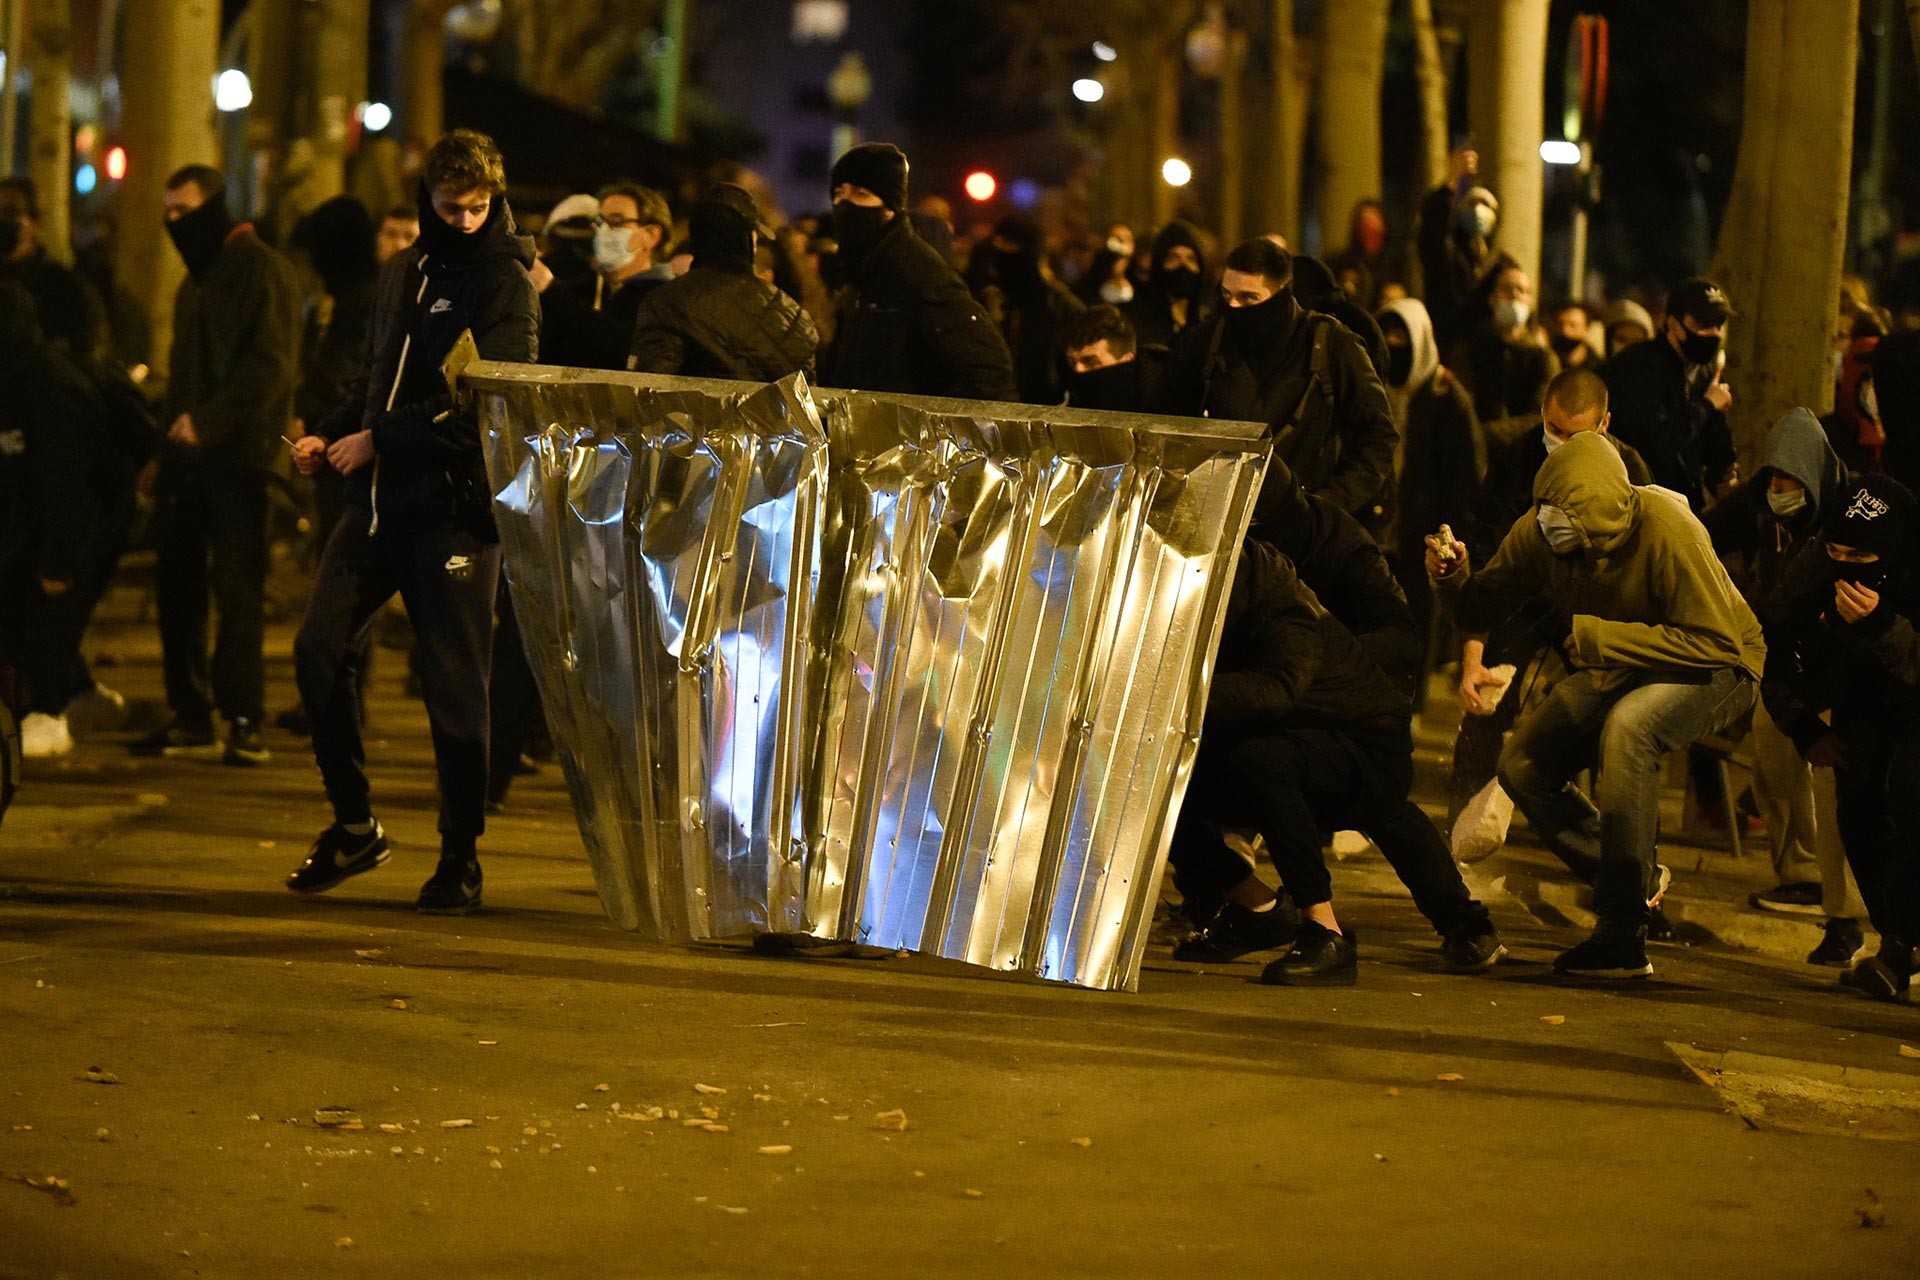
left=3, top=612, right=1919, bottom=1279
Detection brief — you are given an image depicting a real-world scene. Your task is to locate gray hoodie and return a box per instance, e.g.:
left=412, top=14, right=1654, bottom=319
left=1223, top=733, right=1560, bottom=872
left=1379, top=295, right=1440, bottom=428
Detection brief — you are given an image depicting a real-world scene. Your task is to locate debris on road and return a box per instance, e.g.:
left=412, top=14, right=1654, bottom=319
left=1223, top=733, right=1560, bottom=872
left=694, top=1083, right=726, bottom=1095
left=964, top=1188, right=985, bottom=1198
left=334, top=1237, right=354, bottom=1249
left=93, top=1129, right=110, bottom=1142
left=478, top=1040, right=498, bottom=1047
left=1069, top=1137, right=1093, bottom=1148
left=1541, top=1015, right=1566, bottom=1026
left=1857, top=1189, right=1885, bottom=1228
left=593, top=1083, right=610, bottom=1092
left=314, top=1108, right=360, bottom=1128
left=4, top=1173, right=75, bottom=1206
left=758, top=1145, right=793, bottom=1156
left=82, top=1067, right=120, bottom=1085
left=440, top=1119, right=474, bottom=1129
left=1434, top=1073, right=1466, bottom=1083
left=873, top=1108, right=909, bottom=1132
left=389, top=1000, right=408, bottom=1010
left=1900, top=1046, right=1919, bottom=1060
left=353, top=950, right=386, bottom=960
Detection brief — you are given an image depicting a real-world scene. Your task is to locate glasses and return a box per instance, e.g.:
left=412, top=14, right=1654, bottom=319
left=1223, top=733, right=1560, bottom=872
left=595, top=214, right=656, bottom=230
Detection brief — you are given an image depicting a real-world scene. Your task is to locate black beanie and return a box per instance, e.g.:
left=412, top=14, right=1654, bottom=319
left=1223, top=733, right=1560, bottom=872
left=1828, top=474, right=1916, bottom=559
left=688, top=183, right=760, bottom=273
left=830, top=143, right=910, bottom=211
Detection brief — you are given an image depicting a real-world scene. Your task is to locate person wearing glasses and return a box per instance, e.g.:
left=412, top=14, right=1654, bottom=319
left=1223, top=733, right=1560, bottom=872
left=532, top=181, right=674, bottom=371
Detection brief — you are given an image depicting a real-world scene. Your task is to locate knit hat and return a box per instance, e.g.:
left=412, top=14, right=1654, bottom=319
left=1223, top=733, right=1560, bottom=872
left=1827, top=474, right=1916, bottom=559
left=830, top=143, right=909, bottom=210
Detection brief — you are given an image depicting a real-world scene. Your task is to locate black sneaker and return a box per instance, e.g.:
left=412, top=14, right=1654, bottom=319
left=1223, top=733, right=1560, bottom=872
left=1807, top=918, right=1865, bottom=968
left=1172, top=900, right=1300, bottom=962
left=1749, top=881, right=1824, bottom=915
left=1553, top=924, right=1653, bottom=979
left=223, top=718, right=271, bottom=766
left=417, top=858, right=483, bottom=915
left=1440, top=923, right=1508, bottom=972
left=129, top=722, right=216, bottom=757
left=1646, top=905, right=1676, bottom=943
left=1840, top=941, right=1913, bottom=1002
left=1259, top=921, right=1358, bottom=986
left=286, top=823, right=390, bottom=893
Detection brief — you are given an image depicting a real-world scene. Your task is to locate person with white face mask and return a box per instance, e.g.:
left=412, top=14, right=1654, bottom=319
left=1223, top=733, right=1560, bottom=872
left=1416, top=144, right=1499, bottom=351
left=1699, top=407, right=1866, bottom=959
left=1427, top=429, right=1766, bottom=981
left=1450, top=263, right=1559, bottom=444
left=532, top=182, right=674, bottom=372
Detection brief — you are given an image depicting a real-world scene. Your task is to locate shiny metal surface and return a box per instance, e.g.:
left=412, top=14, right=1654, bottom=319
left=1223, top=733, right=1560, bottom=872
left=468, top=362, right=1266, bottom=990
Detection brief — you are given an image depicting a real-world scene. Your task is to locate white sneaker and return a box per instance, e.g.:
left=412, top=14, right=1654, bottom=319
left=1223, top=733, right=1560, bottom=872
left=65, top=682, right=129, bottom=735
left=20, top=713, right=74, bottom=758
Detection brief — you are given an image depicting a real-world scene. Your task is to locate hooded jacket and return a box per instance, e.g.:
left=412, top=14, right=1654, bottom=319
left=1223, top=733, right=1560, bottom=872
left=1602, top=331, right=1736, bottom=512
left=968, top=218, right=1085, bottom=405
left=0, top=283, right=106, bottom=585
left=1162, top=289, right=1399, bottom=522
left=1293, top=255, right=1388, bottom=377
left=1205, top=539, right=1410, bottom=743
left=823, top=213, right=1016, bottom=402
left=1380, top=297, right=1483, bottom=563
left=1253, top=457, right=1422, bottom=691
left=317, top=191, right=539, bottom=535
left=1702, top=407, right=1847, bottom=603
left=1125, top=221, right=1208, bottom=353
left=162, top=224, right=303, bottom=471
left=1440, top=431, right=1764, bottom=684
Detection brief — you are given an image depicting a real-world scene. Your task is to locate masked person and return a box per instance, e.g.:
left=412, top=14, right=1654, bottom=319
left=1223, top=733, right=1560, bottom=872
left=1702, top=408, right=1866, bottom=962
left=627, top=183, right=817, bottom=381
left=1292, top=254, right=1389, bottom=379
left=1447, top=371, right=1653, bottom=822
left=1549, top=302, right=1600, bottom=371
left=1161, top=238, right=1398, bottom=531
left=1429, top=431, right=1764, bottom=977
left=1762, top=476, right=1920, bottom=999
left=1604, top=278, right=1738, bottom=512
left=131, top=165, right=301, bottom=766
left=1076, top=224, right=1136, bottom=307
left=1449, top=262, right=1558, bottom=443
left=1602, top=299, right=1654, bottom=361
left=1060, top=305, right=1170, bottom=415
left=0, top=177, right=106, bottom=358
left=968, top=214, right=1084, bottom=405
left=1825, top=332, right=1884, bottom=478
left=1377, top=297, right=1483, bottom=668
left=286, top=129, right=538, bottom=915
left=1167, top=540, right=1504, bottom=984
left=536, top=183, right=674, bottom=372
left=1329, top=199, right=1391, bottom=311
left=1124, top=220, right=1209, bottom=354
left=1417, top=147, right=1499, bottom=352
left=819, top=143, right=1015, bottom=401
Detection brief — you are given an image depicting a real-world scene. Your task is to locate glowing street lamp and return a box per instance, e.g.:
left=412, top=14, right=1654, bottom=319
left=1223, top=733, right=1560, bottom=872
left=964, top=170, right=998, bottom=203
left=1540, top=139, right=1581, bottom=165
left=213, top=69, right=253, bottom=112
left=1071, top=78, right=1105, bottom=104
left=1161, top=157, right=1193, bottom=188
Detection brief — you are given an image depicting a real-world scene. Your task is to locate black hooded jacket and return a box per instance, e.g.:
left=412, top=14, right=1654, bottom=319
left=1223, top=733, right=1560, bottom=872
left=1253, top=459, right=1423, bottom=692
left=0, top=283, right=106, bottom=584
left=1124, top=221, right=1207, bottom=353
left=292, top=196, right=379, bottom=433
left=317, top=192, right=538, bottom=535
left=1161, top=289, right=1399, bottom=521
left=1205, top=539, right=1410, bottom=744
left=824, top=214, right=1016, bottom=402
left=1603, top=333, right=1735, bottom=512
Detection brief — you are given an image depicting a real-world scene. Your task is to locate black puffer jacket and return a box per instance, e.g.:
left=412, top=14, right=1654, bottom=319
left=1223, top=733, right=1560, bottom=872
left=1206, top=539, right=1410, bottom=743
left=628, top=267, right=817, bottom=382
left=824, top=215, right=1016, bottom=401
left=1252, top=458, right=1423, bottom=692
left=1761, top=541, right=1920, bottom=752
left=162, top=227, right=303, bottom=471
left=319, top=193, right=538, bottom=536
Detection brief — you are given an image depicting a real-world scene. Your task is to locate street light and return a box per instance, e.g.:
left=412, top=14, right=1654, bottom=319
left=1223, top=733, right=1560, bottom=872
left=1540, top=140, right=1581, bottom=165
left=360, top=101, right=394, bottom=133
left=1092, top=41, right=1117, bottom=62
left=213, top=69, right=252, bottom=113
left=964, top=170, right=998, bottom=203
left=1071, top=78, right=1105, bottom=104
left=1162, top=157, right=1193, bottom=188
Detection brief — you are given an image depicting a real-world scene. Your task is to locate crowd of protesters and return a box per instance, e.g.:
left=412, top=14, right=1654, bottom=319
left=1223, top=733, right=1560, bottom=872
left=2, top=130, right=1917, bottom=1005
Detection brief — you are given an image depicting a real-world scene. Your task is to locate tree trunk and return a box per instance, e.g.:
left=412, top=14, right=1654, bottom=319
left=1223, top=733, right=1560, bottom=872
left=1263, top=0, right=1300, bottom=244
left=404, top=1, right=450, bottom=148
left=1710, top=0, right=1860, bottom=461
left=119, top=0, right=220, bottom=384
left=1408, top=0, right=1451, bottom=195
left=1908, top=0, right=1920, bottom=75
left=1316, top=0, right=1389, bottom=258
left=0, top=0, right=24, bottom=178
left=1150, top=39, right=1182, bottom=228
left=1217, top=29, right=1248, bottom=248
left=26, top=0, right=74, bottom=263
left=281, top=0, right=371, bottom=228
left=1466, top=0, right=1548, bottom=288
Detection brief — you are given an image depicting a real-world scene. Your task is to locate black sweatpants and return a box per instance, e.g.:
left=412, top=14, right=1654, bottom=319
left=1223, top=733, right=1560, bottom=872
left=1834, top=715, right=1920, bottom=948
left=154, top=462, right=269, bottom=728
left=486, top=579, right=546, bottom=805
left=295, top=511, right=500, bottom=841
left=1169, top=727, right=1487, bottom=937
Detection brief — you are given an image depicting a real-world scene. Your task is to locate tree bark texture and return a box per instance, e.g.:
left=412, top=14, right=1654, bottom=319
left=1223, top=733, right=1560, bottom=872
left=1315, top=0, right=1389, bottom=259
left=1466, top=0, right=1548, bottom=289
left=1408, top=0, right=1452, bottom=196
left=1710, top=0, right=1860, bottom=461
left=26, top=0, right=74, bottom=262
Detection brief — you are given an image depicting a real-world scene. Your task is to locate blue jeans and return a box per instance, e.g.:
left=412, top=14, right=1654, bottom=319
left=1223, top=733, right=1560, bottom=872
left=1498, top=666, right=1755, bottom=928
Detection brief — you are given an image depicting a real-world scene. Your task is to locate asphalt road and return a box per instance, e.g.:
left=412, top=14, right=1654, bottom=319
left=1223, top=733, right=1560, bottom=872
left=3, top=623, right=1918, bottom=1279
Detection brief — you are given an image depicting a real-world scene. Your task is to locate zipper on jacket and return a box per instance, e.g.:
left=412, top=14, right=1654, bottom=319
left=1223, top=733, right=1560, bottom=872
left=370, top=269, right=432, bottom=534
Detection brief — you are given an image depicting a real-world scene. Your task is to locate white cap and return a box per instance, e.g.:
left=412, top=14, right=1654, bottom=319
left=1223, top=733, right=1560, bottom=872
left=545, top=193, right=600, bottom=229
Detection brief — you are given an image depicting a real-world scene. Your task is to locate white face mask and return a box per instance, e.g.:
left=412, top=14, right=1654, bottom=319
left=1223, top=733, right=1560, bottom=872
left=593, top=224, right=636, bottom=274
left=1493, top=298, right=1531, bottom=333
left=1542, top=426, right=1568, bottom=454
left=1767, top=488, right=1809, bottom=518
left=1536, top=503, right=1585, bottom=555
left=1467, top=204, right=1496, bottom=239
left=1860, top=380, right=1879, bottom=422
left=1099, top=279, right=1134, bottom=305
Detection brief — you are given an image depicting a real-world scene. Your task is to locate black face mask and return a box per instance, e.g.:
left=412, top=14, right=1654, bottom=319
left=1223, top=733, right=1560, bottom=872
left=1674, top=322, right=1722, bottom=367
left=1827, top=557, right=1888, bottom=592
left=1385, top=342, right=1414, bottom=388
left=1158, top=264, right=1201, bottom=301
left=415, top=187, right=503, bottom=269
left=1222, top=291, right=1293, bottom=355
left=994, top=248, right=1042, bottom=293
left=0, top=215, right=22, bottom=258
left=164, top=198, right=236, bottom=277
left=545, top=235, right=595, bottom=283
left=1549, top=333, right=1586, bottom=361
left=1065, top=361, right=1141, bottom=413
left=832, top=202, right=893, bottom=273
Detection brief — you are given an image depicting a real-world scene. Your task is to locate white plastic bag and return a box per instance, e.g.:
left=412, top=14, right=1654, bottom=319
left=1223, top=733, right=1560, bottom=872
left=1451, top=778, right=1514, bottom=864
